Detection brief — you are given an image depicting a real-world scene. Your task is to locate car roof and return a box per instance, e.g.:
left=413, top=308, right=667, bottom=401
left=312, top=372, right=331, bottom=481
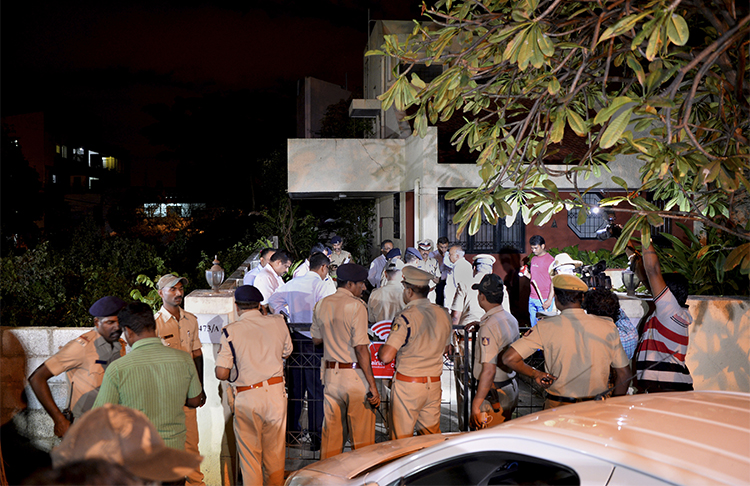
left=495, top=391, right=750, bottom=485
left=295, top=391, right=750, bottom=485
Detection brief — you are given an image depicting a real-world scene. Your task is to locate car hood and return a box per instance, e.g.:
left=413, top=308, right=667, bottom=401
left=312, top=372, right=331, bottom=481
left=286, top=434, right=454, bottom=484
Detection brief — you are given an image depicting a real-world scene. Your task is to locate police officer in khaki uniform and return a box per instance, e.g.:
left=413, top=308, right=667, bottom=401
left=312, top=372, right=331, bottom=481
left=379, top=266, right=452, bottom=440
left=367, top=259, right=406, bottom=324
left=503, top=274, right=631, bottom=409
left=311, top=263, right=380, bottom=460
left=469, top=274, right=519, bottom=429
left=29, top=296, right=126, bottom=437
left=216, top=286, right=292, bottom=486
left=154, top=274, right=205, bottom=486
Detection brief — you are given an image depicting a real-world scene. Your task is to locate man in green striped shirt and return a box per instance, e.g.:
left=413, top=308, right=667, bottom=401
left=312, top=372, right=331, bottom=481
left=94, top=302, right=204, bottom=450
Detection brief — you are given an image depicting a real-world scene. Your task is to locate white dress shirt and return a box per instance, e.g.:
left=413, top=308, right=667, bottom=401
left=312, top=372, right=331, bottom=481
left=254, top=264, right=284, bottom=305
left=243, top=264, right=263, bottom=286
left=293, top=259, right=310, bottom=279
left=367, top=254, right=387, bottom=288
left=268, top=272, right=335, bottom=337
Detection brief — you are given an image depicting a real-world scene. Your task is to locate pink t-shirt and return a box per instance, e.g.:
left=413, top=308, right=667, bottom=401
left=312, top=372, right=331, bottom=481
left=530, top=253, right=554, bottom=300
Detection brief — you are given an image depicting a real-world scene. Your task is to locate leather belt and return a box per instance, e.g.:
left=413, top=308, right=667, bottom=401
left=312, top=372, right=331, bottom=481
left=545, top=393, right=596, bottom=404
left=326, top=361, right=358, bottom=369
left=395, top=372, right=440, bottom=383
left=236, top=376, right=283, bottom=393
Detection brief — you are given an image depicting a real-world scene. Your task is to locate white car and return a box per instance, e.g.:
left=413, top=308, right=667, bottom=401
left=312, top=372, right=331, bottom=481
left=286, top=391, right=750, bottom=485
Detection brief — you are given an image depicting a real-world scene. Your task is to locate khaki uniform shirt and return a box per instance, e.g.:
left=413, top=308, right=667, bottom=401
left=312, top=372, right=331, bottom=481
left=329, top=250, right=351, bottom=268
left=45, top=329, right=124, bottom=419
left=511, top=308, right=629, bottom=398
left=417, top=258, right=441, bottom=280
left=386, top=298, right=452, bottom=377
left=155, top=306, right=201, bottom=355
left=473, top=306, right=519, bottom=382
left=216, top=309, right=292, bottom=387
left=368, top=280, right=406, bottom=324
left=311, top=288, right=370, bottom=365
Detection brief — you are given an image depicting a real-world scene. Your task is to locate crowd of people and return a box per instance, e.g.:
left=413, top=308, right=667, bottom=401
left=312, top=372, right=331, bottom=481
left=25, top=233, right=694, bottom=485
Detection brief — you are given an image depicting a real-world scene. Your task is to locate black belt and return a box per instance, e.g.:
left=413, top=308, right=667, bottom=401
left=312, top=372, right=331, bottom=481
left=546, top=393, right=597, bottom=404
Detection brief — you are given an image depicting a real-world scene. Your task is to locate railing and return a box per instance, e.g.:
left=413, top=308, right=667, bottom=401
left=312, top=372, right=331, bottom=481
left=282, top=322, right=545, bottom=469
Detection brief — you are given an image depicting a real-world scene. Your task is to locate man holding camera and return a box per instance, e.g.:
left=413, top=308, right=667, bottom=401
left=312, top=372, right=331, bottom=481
left=502, top=274, right=631, bottom=409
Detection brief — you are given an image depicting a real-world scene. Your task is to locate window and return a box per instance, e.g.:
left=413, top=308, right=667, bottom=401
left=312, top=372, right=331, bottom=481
left=567, top=193, right=607, bottom=239
left=386, top=451, right=579, bottom=486
left=439, top=190, right=525, bottom=253
left=393, top=193, right=401, bottom=239
left=61, top=145, right=68, bottom=158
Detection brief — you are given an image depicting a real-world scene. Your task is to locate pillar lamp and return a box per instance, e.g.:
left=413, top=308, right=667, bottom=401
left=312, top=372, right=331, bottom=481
left=206, top=255, right=225, bottom=292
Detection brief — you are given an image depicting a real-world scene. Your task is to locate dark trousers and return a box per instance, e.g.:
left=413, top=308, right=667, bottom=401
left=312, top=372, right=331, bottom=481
left=288, top=332, right=324, bottom=447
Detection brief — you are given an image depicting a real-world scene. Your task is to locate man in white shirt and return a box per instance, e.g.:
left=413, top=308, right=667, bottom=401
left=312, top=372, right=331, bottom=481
left=444, top=245, right=472, bottom=313
left=243, top=248, right=275, bottom=286
left=254, top=250, right=292, bottom=309
left=430, top=237, right=450, bottom=306
left=293, top=243, right=327, bottom=280
left=267, top=252, right=333, bottom=451
left=367, top=239, right=394, bottom=289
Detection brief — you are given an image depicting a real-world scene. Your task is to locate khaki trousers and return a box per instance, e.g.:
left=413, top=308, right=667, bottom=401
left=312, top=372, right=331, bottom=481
left=389, top=379, right=441, bottom=440
left=184, top=406, right=205, bottom=486
left=234, top=382, right=287, bottom=486
left=320, top=368, right=376, bottom=460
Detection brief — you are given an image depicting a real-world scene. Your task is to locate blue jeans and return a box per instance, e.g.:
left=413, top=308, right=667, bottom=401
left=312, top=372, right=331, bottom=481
left=528, top=298, right=546, bottom=327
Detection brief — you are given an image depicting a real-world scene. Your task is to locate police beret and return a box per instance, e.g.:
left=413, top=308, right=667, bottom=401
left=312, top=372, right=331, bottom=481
left=386, top=248, right=402, bottom=259
left=406, top=247, right=422, bottom=260
left=402, top=266, right=433, bottom=286
left=337, top=263, right=368, bottom=282
left=552, top=274, right=588, bottom=291
left=235, top=285, right=264, bottom=304
left=331, top=235, right=342, bottom=244
left=472, top=273, right=504, bottom=298
left=89, top=296, right=126, bottom=317
left=157, top=274, right=188, bottom=290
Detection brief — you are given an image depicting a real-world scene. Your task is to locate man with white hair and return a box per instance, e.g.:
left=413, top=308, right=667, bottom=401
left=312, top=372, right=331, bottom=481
left=444, top=245, right=472, bottom=313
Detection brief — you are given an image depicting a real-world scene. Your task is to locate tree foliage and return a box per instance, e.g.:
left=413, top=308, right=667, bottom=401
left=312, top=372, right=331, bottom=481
left=371, top=0, right=750, bottom=274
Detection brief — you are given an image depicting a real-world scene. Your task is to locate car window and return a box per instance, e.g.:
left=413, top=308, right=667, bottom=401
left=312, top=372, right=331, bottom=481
left=385, top=451, right=580, bottom=486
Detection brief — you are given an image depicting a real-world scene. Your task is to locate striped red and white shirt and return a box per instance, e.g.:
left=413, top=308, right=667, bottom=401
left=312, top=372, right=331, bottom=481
left=635, top=287, right=693, bottom=390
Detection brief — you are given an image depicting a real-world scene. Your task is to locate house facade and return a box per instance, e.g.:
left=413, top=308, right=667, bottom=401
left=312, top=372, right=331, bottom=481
left=287, top=21, right=648, bottom=318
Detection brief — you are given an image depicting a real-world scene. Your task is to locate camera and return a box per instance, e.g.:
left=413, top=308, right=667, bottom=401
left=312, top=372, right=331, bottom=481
left=596, top=218, right=622, bottom=241
left=580, top=260, right=611, bottom=289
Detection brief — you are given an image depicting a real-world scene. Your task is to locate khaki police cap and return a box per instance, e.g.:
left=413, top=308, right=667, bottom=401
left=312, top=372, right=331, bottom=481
left=552, top=273, right=588, bottom=291
left=402, top=266, right=433, bottom=286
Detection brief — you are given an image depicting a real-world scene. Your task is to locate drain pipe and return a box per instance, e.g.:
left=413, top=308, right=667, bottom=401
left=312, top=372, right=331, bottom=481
left=414, top=178, right=421, bottom=244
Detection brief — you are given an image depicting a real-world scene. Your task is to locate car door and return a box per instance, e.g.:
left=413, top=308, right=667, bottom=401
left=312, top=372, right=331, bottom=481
left=378, top=437, right=615, bottom=486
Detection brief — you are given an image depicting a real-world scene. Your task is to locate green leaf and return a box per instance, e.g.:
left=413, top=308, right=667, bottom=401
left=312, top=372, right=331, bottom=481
left=411, top=73, right=426, bottom=89
left=566, top=108, right=587, bottom=137
left=468, top=210, right=482, bottom=235
left=547, top=76, right=561, bottom=96
left=541, top=179, right=558, bottom=196
left=577, top=207, right=588, bottom=226
left=550, top=107, right=566, bottom=143
left=594, top=96, right=634, bottom=125
left=627, top=56, right=646, bottom=87
left=600, top=108, right=634, bottom=149
left=667, top=14, right=689, bottom=46
left=646, top=212, right=663, bottom=227
left=611, top=176, right=628, bottom=189
left=365, top=49, right=384, bottom=56
left=724, top=243, right=750, bottom=272
left=645, top=21, right=663, bottom=61
left=599, top=11, right=652, bottom=43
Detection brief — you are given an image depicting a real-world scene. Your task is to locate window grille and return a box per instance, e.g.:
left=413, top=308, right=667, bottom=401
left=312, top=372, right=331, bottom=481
left=567, top=193, right=607, bottom=239
left=439, top=191, right=525, bottom=253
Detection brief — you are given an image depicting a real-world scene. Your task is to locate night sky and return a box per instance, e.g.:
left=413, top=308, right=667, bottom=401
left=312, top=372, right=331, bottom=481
left=2, top=0, right=423, bottom=186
